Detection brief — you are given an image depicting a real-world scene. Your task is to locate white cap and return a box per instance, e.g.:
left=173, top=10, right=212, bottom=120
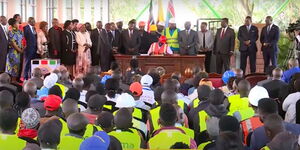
left=141, top=75, right=153, bottom=86
left=248, top=86, right=269, bottom=106
left=169, top=18, right=176, bottom=24
left=157, top=21, right=165, bottom=26
left=115, top=93, right=136, bottom=108
left=115, top=19, right=123, bottom=23
left=43, top=73, right=58, bottom=88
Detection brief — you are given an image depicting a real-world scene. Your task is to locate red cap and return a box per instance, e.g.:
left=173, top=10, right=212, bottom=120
left=129, top=82, right=143, bottom=96
left=44, top=95, right=62, bottom=111
left=138, top=21, right=146, bottom=27
left=159, top=36, right=167, bottom=44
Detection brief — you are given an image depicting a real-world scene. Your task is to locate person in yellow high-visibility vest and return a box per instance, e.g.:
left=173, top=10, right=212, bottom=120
left=164, top=18, right=180, bottom=53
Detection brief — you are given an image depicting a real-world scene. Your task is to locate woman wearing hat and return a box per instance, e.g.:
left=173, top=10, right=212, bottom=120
left=147, top=35, right=173, bottom=55
left=75, top=23, right=92, bottom=77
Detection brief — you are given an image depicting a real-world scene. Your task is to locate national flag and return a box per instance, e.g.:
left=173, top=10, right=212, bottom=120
left=147, top=0, right=155, bottom=32
left=157, top=0, right=164, bottom=23
left=165, top=0, right=175, bottom=27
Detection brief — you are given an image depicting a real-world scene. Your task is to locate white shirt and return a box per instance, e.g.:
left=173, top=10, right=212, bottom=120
left=128, top=29, right=133, bottom=37
left=267, top=24, right=273, bottom=32
left=1, top=24, right=8, bottom=40
left=79, top=90, right=87, bottom=111
left=247, top=24, right=252, bottom=31
left=282, top=91, right=300, bottom=123
left=29, top=24, right=36, bottom=34
left=139, top=87, right=155, bottom=105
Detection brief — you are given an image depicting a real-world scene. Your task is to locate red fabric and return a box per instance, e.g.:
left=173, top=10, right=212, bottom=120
left=209, top=78, right=224, bottom=88
left=152, top=43, right=168, bottom=55
left=82, top=113, right=97, bottom=124
left=44, top=95, right=62, bottom=111
left=18, top=129, right=38, bottom=139
left=158, top=36, right=167, bottom=44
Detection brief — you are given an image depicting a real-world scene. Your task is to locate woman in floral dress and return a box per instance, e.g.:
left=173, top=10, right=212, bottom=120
left=6, top=18, right=25, bottom=82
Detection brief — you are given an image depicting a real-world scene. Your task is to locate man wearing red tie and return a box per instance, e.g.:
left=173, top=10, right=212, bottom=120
left=213, top=18, right=235, bottom=74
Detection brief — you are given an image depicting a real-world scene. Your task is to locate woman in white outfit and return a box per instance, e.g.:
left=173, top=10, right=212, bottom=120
left=37, top=21, right=48, bottom=58
left=75, top=23, right=92, bottom=77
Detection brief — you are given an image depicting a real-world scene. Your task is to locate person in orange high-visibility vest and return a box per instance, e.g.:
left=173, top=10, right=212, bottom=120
left=147, top=36, right=173, bottom=55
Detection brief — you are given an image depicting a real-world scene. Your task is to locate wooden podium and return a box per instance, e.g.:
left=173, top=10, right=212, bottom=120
left=114, top=54, right=206, bottom=75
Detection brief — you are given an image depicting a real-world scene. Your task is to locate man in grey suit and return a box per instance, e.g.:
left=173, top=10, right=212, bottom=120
left=0, top=16, right=8, bottom=72
left=178, top=21, right=198, bottom=55
left=213, top=18, right=235, bottom=74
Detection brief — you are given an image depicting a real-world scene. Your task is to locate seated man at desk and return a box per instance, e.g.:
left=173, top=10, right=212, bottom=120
left=147, top=36, right=173, bottom=55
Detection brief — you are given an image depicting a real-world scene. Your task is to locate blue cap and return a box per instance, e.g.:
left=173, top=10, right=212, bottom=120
left=222, top=70, right=236, bottom=84
left=101, top=75, right=112, bottom=85
left=80, top=131, right=110, bottom=150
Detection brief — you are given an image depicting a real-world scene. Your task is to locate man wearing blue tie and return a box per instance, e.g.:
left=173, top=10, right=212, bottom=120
left=238, top=16, right=258, bottom=74
left=23, top=17, right=38, bottom=80
left=260, top=16, right=280, bottom=72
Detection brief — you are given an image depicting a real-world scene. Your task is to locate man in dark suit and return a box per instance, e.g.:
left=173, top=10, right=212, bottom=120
left=138, top=21, right=151, bottom=54
left=178, top=21, right=198, bottom=55
left=90, top=21, right=113, bottom=72
left=260, top=16, right=280, bottom=72
left=261, top=68, right=287, bottom=99
left=238, top=16, right=259, bottom=73
left=23, top=17, right=38, bottom=80
left=0, top=16, right=8, bottom=72
left=48, top=18, right=62, bottom=59
left=121, top=20, right=141, bottom=55
left=111, top=22, right=121, bottom=53
left=213, top=18, right=236, bottom=74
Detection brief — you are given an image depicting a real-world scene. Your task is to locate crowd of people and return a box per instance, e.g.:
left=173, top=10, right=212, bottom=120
left=0, top=55, right=299, bottom=149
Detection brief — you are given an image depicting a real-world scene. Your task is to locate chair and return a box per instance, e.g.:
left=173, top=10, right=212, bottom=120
left=160, top=73, right=172, bottom=84
left=208, top=73, right=222, bottom=78
left=245, top=73, right=268, bottom=87
left=208, top=78, right=224, bottom=88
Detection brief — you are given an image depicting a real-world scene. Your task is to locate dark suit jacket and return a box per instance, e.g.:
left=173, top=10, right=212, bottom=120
left=60, top=30, right=76, bottom=65
left=178, top=29, right=199, bottom=55
left=238, top=25, right=258, bottom=52
left=48, top=26, right=62, bottom=58
left=23, top=25, right=37, bottom=55
left=111, top=30, right=121, bottom=49
left=261, top=79, right=288, bottom=99
left=0, top=25, right=8, bottom=72
left=213, top=27, right=235, bottom=55
left=260, top=24, right=280, bottom=52
left=121, top=29, right=141, bottom=54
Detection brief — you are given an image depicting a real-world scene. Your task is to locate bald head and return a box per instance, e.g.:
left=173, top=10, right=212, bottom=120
left=32, top=67, right=42, bottom=78
left=264, top=114, right=285, bottom=140
left=72, top=78, right=84, bottom=91
left=114, top=108, right=132, bottom=129
left=161, top=90, right=178, bottom=104
left=288, top=59, right=299, bottom=69
left=0, top=90, right=14, bottom=110
left=272, top=68, right=283, bottom=80
left=62, top=98, right=79, bottom=119
left=0, top=73, right=11, bottom=84
left=23, top=81, right=37, bottom=97
left=234, top=69, right=244, bottom=78
left=67, top=113, right=88, bottom=136
left=237, top=80, right=250, bottom=97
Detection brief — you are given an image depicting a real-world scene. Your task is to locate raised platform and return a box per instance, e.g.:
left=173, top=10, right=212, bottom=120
left=114, top=54, right=206, bottom=75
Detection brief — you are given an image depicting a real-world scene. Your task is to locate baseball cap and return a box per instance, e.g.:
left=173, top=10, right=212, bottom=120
left=129, top=82, right=143, bottom=96
left=43, top=73, right=58, bottom=88
left=248, top=86, right=269, bottom=106
left=141, top=74, right=153, bottom=86
left=80, top=131, right=110, bottom=150
left=115, top=93, right=136, bottom=108
left=21, top=108, right=40, bottom=129
left=44, top=94, right=62, bottom=111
